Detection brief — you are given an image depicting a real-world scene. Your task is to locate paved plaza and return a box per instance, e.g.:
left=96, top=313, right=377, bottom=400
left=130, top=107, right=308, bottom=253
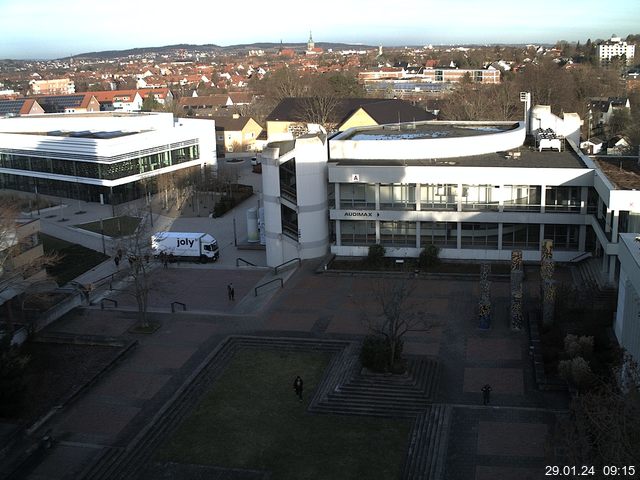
left=11, top=260, right=571, bottom=480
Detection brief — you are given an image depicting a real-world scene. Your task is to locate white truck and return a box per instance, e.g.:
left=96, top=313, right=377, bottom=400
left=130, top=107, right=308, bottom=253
left=151, top=232, right=219, bottom=262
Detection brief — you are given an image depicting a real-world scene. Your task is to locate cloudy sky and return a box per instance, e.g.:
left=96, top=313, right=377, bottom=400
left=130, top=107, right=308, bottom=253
left=1, top=0, right=638, bottom=59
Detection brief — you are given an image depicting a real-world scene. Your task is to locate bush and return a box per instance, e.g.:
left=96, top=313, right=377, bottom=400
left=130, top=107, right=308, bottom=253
left=418, top=244, right=440, bottom=270
left=360, top=335, right=390, bottom=373
left=366, top=244, right=386, bottom=268
left=564, top=334, right=594, bottom=359
left=360, top=335, right=404, bottom=373
left=559, top=356, right=594, bottom=389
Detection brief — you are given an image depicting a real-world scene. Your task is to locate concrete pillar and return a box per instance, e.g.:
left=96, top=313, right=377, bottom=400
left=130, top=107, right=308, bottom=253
left=540, top=185, right=546, bottom=213
left=415, top=221, right=421, bottom=248
left=334, top=183, right=340, bottom=209
left=375, top=183, right=380, bottom=210
left=605, top=208, right=612, bottom=233
left=612, top=210, right=620, bottom=240
left=498, top=184, right=504, bottom=213
left=579, top=225, right=587, bottom=251
left=538, top=224, right=545, bottom=259
left=335, top=220, right=341, bottom=246
left=375, top=220, right=381, bottom=244
left=262, top=145, right=284, bottom=267
left=609, top=255, right=617, bottom=285
left=456, top=222, right=462, bottom=249
left=498, top=223, right=503, bottom=250
left=415, top=183, right=421, bottom=211
left=580, top=186, right=588, bottom=215
left=457, top=183, right=463, bottom=212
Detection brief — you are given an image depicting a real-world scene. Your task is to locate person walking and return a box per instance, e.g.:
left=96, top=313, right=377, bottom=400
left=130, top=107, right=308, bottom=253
left=114, top=255, right=120, bottom=270
left=482, top=384, right=492, bottom=405
left=227, top=283, right=235, bottom=300
left=293, top=376, right=303, bottom=402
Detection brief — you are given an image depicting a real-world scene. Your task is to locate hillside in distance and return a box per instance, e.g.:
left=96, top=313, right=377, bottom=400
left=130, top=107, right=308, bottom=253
left=71, top=42, right=376, bottom=59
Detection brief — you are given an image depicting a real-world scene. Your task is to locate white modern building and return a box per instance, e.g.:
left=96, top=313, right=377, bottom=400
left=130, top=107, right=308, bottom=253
left=260, top=102, right=640, bottom=293
left=0, top=112, right=216, bottom=204
left=615, top=234, right=640, bottom=363
left=597, top=35, right=636, bottom=65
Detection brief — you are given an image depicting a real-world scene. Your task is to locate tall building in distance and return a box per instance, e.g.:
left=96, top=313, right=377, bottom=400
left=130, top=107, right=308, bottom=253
left=597, top=34, right=635, bottom=65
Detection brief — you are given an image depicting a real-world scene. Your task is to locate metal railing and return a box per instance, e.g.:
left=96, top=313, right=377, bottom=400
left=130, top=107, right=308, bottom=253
left=171, top=301, right=187, bottom=312
left=236, top=257, right=257, bottom=267
left=569, top=251, right=592, bottom=263
left=254, top=278, right=283, bottom=296
left=274, top=257, right=301, bottom=275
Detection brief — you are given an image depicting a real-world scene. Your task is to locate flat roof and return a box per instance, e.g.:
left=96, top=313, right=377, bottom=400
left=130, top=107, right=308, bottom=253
left=16, top=130, right=141, bottom=139
left=341, top=122, right=518, bottom=141
left=593, top=157, right=640, bottom=190
left=330, top=147, right=587, bottom=169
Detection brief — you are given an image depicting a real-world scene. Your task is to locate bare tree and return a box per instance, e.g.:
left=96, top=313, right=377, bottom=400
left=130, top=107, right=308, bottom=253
left=0, top=203, right=58, bottom=334
left=112, top=210, right=154, bottom=329
left=362, top=279, right=436, bottom=370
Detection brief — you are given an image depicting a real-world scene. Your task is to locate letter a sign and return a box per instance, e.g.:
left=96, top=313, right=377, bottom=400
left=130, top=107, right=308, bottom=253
left=351, top=174, right=360, bottom=182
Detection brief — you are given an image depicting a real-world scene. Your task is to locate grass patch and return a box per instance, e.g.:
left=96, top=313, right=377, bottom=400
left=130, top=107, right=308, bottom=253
left=41, top=233, right=109, bottom=285
left=75, top=215, right=141, bottom=237
left=157, top=349, right=411, bottom=479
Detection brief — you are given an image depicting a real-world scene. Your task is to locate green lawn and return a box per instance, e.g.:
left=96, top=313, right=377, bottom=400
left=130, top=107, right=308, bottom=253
left=75, top=215, right=141, bottom=237
left=157, top=349, right=411, bottom=479
left=41, top=233, right=109, bottom=285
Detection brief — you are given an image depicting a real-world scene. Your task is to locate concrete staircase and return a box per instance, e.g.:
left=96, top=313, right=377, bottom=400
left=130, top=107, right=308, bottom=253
left=401, top=404, right=452, bottom=480
left=309, top=347, right=441, bottom=418
left=574, top=258, right=617, bottom=310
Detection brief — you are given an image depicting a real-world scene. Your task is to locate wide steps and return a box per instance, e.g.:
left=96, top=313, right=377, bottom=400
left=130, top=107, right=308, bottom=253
left=402, top=404, right=452, bottom=480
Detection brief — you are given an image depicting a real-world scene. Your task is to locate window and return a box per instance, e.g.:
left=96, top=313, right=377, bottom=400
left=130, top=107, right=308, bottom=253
left=340, top=183, right=375, bottom=209
left=461, top=184, right=498, bottom=211
left=461, top=223, right=499, bottom=249
left=544, top=224, right=579, bottom=250
left=420, top=184, right=457, bottom=210
left=380, top=221, right=416, bottom=247
left=340, top=220, right=376, bottom=245
left=420, top=221, right=457, bottom=247
left=502, top=224, right=540, bottom=250
left=503, top=185, right=541, bottom=211
left=545, top=186, right=580, bottom=212
left=379, top=184, right=415, bottom=210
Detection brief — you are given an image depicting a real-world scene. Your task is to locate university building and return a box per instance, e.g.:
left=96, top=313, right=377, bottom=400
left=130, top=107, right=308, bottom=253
left=0, top=112, right=215, bottom=204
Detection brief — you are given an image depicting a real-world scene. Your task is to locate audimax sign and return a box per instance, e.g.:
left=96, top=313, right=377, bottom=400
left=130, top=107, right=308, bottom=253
left=343, top=211, right=379, bottom=217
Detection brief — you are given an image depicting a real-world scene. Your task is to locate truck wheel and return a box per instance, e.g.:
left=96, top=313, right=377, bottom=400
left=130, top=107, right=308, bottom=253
left=200, top=255, right=207, bottom=264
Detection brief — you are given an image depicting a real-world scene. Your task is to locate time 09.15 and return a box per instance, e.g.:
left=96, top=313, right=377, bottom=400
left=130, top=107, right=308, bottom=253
left=545, top=465, right=637, bottom=476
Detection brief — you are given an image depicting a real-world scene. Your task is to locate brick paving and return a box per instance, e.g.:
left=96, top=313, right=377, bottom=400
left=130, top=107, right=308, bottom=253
left=19, top=263, right=571, bottom=480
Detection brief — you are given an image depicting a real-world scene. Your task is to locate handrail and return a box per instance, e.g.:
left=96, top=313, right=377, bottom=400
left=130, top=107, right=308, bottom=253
left=254, top=278, right=283, bottom=296
left=236, top=257, right=257, bottom=267
left=100, top=298, right=118, bottom=310
left=274, top=257, right=301, bottom=275
left=171, top=301, right=187, bottom=313
left=569, top=251, right=592, bottom=263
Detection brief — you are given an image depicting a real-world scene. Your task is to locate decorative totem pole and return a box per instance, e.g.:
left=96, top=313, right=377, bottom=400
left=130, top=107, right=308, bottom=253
left=479, top=263, right=491, bottom=329
left=540, top=239, right=555, bottom=327
left=510, top=249, right=524, bottom=330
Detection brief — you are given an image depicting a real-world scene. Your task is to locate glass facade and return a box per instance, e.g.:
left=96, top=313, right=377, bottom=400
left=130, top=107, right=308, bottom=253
left=279, top=158, right=297, bottom=202
left=380, top=221, right=416, bottom=247
left=461, top=223, right=499, bottom=249
left=545, top=186, right=581, bottom=212
left=503, top=185, right=542, bottom=211
left=281, top=204, right=298, bottom=240
left=420, top=221, right=457, bottom=247
left=379, top=184, right=415, bottom=210
left=340, top=183, right=375, bottom=209
left=340, top=220, right=376, bottom=245
left=0, top=145, right=199, bottom=181
left=420, top=184, right=457, bottom=210
left=544, top=224, right=580, bottom=250
left=502, top=223, right=540, bottom=250
left=461, top=185, right=499, bottom=211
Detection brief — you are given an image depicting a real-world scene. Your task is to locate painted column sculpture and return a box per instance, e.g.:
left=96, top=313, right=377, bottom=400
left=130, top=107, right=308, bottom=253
left=510, top=249, right=524, bottom=331
left=479, top=263, right=491, bottom=329
left=540, top=239, right=555, bottom=327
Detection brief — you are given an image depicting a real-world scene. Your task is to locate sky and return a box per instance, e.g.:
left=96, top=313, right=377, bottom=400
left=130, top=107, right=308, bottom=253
left=0, top=0, right=638, bottom=59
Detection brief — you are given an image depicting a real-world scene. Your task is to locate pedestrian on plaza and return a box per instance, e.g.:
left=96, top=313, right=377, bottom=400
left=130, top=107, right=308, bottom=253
left=114, top=255, right=120, bottom=270
left=228, top=283, right=235, bottom=300
left=482, top=384, right=492, bottom=405
left=293, top=376, right=303, bottom=402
